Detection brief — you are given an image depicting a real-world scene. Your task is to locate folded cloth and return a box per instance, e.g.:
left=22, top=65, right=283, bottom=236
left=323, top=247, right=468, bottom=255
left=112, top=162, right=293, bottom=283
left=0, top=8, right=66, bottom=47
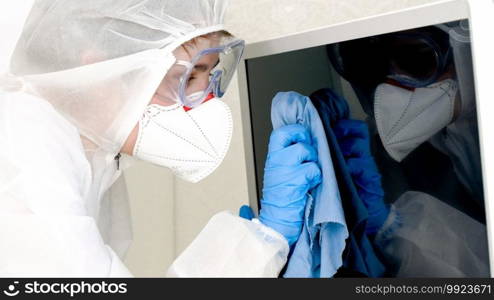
left=271, top=91, right=348, bottom=278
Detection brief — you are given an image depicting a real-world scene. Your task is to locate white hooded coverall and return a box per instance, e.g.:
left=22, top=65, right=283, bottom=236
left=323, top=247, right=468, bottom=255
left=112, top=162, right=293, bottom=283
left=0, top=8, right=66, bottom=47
left=0, top=0, right=289, bottom=277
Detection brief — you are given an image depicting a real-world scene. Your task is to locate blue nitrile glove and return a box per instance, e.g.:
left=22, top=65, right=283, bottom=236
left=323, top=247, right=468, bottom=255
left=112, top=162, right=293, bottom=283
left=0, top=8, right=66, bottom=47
left=259, top=124, right=322, bottom=246
left=334, top=119, right=389, bottom=234
left=239, top=205, right=254, bottom=220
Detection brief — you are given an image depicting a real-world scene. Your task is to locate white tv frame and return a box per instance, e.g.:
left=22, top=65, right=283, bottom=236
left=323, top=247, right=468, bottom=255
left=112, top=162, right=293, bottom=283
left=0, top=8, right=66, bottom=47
left=236, top=0, right=494, bottom=276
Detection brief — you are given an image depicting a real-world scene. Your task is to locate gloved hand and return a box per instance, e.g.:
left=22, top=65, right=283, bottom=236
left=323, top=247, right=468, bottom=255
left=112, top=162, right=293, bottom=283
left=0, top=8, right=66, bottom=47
left=239, top=205, right=254, bottom=220
left=334, top=119, right=389, bottom=234
left=259, top=124, right=322, bottom=246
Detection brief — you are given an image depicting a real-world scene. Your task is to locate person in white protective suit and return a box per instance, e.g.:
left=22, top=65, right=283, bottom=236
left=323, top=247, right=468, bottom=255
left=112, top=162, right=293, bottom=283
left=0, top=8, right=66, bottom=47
left=0, top=0, right=321, bottom=277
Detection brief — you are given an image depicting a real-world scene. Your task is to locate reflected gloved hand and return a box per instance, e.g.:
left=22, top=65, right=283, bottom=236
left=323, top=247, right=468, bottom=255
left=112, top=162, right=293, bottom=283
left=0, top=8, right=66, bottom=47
left=334, top=119, right=389, bottom=235
left=259, top=124, right=322, bottom=246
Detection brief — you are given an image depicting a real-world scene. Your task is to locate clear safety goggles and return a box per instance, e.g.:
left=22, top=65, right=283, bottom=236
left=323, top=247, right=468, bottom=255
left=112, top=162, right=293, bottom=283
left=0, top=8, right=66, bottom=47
left=160, top=38, right=245, bottom=108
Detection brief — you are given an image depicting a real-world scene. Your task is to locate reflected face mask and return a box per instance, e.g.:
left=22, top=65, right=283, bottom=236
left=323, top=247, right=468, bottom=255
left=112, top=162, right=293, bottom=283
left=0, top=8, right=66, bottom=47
left=132, top=98, right=233, bottom=183
left=374, top=79, right=458, bottom=162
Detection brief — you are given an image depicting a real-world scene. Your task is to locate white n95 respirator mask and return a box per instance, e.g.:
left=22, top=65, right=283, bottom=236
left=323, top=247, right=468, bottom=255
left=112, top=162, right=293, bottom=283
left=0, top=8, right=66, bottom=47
left=374, top=79, right=458, bottom=162
left=133, top=98, right=233, bottom=183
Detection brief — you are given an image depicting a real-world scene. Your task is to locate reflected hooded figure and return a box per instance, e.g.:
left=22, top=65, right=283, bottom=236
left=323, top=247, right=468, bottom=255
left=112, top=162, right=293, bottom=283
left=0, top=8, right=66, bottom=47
left=328, top=23, right=489, bottom=277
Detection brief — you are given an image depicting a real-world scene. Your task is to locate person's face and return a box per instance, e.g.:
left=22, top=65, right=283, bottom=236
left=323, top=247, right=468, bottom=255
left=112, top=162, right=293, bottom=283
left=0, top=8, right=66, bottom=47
left=121, top=36, right=221, bottom=155
left=151, top=36, right=220, bottom=107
